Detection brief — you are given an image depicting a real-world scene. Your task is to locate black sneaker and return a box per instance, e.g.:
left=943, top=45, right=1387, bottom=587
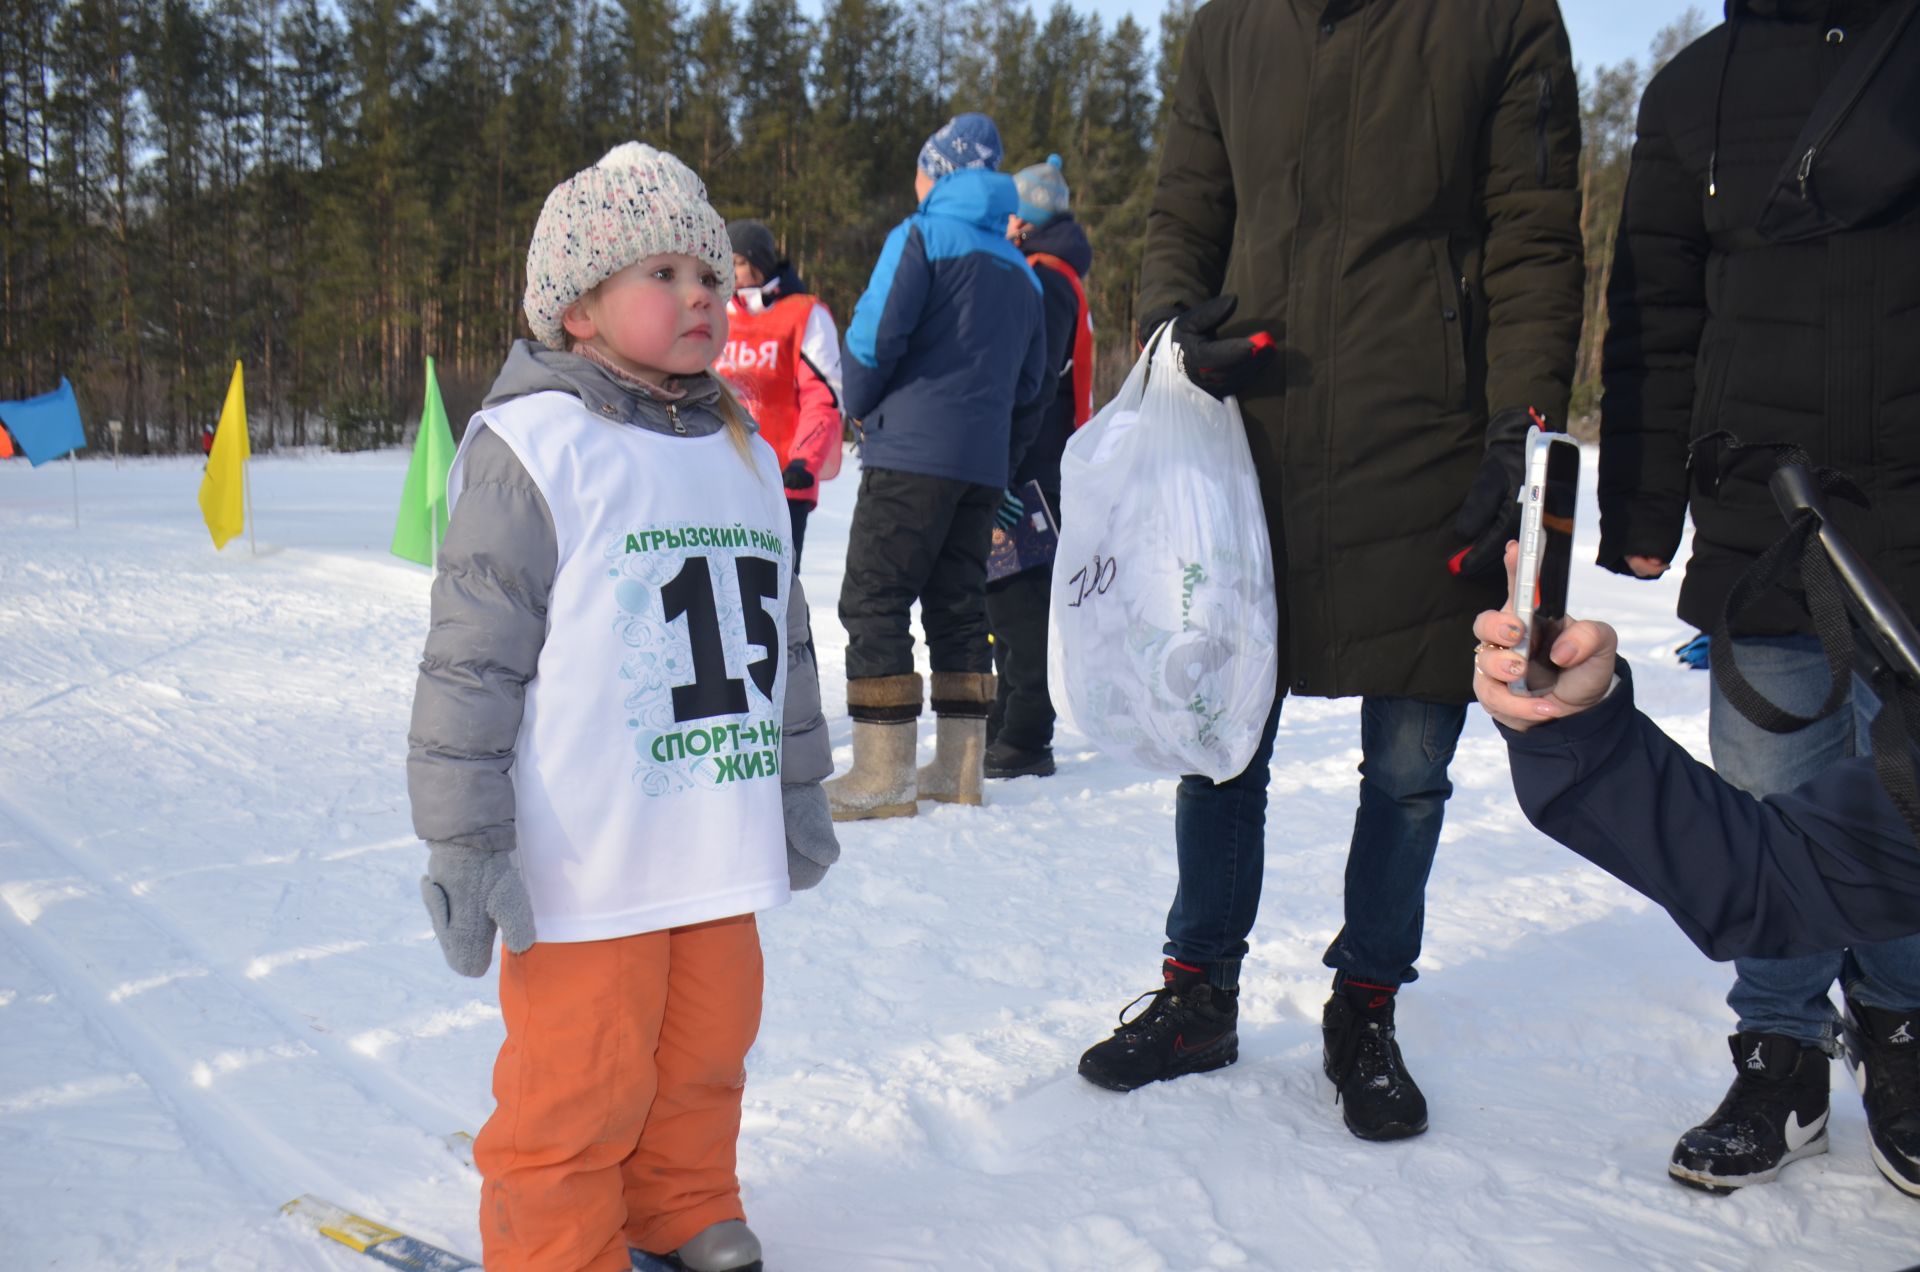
left=1078, top=959, right=1238, bottom=1092
left=1321, top=979, right=1427, bottom=1141
left=1668, top=1032, right=1830, bottom=1193
left=984, top=738, right=1056, bottom=779
left=1842, top=993, right=1920, bottom=1198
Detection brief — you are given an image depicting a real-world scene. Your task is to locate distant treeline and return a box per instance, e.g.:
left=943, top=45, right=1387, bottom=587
left=0, top=0, right=1700, bottom=452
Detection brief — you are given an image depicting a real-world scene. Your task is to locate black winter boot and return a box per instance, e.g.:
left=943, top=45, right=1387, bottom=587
left=1842, top=992, right=1920, bottom=1198
left=1322, top=977, right=1427, bottom=1141
left=984, top=737, right=1056, bottom=779
left=1078, top=959, right=1238, bottom=1092
left=1668, top=1032, right=1830, bottom=1193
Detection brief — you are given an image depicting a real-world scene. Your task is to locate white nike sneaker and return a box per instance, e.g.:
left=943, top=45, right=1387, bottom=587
left=1669, top=1031, right=1831, bottom=1193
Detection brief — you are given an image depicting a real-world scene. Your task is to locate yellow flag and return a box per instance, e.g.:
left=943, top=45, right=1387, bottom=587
left=198, top=361, right=251, bottom=549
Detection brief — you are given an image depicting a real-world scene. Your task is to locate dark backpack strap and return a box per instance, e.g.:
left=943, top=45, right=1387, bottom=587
left=1713, top=509, right=1857, bottom=732
left=1868, top=665, right=1920, bottom=849
left=1715, top=444, right=1920, bottom=846
left=1712, top=445, right=1873, bottom=732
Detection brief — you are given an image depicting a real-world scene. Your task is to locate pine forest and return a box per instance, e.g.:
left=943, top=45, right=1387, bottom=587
left=0, top=0, right=1702, bottom=451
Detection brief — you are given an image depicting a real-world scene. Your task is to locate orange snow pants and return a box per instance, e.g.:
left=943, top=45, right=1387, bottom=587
left=473, top=914, right=763, bottom=1272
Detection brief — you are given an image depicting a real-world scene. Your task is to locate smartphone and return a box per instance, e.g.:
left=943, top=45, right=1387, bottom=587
left=1512, top=431, right=1581, bottom=695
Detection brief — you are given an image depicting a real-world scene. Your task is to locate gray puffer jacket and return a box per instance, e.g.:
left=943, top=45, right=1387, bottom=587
left=406, top=340, right=839, bottom=898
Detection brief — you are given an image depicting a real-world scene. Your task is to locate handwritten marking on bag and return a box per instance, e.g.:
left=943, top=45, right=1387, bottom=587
left=1066, top=555, right=1119, bottom=608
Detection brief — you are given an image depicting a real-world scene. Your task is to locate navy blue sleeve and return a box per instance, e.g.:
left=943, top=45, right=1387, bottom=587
left=842, top=221, right=930, bottom=423
left=1502, top=661, right=1920, bottom=960
left=1006, top=282, right=1052, bottom=474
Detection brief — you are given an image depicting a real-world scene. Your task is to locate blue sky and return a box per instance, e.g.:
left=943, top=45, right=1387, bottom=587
left=1556, top=0, right=1714, bottom=72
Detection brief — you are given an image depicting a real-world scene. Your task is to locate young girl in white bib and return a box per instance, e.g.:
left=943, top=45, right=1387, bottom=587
left=406, top=142, right=839, bottom=1272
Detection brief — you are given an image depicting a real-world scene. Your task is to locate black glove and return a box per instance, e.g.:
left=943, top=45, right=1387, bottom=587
left=781, top=459, right=815, bottom=491
left=1137, top=294, right=1275, bottom=401
left=996, top=489, right=1025, bottom=530
left=1450, top=406, right=1543, bottom=579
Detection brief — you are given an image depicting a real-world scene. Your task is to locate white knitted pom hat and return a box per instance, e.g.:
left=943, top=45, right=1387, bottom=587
left=522, top=142, right=733, bottom=350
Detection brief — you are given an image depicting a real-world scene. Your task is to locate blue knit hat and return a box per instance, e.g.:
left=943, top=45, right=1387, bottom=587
left=1014, top=154, right=1070, bottom=226
left=918, top=113, right=1004, bottom=178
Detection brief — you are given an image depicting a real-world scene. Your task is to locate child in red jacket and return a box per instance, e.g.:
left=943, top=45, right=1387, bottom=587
left=717, top=219, right=843, bottom=569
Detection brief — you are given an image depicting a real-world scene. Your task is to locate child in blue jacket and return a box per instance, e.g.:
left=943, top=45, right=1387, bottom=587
left=827, top=113, right=1050, bottom=821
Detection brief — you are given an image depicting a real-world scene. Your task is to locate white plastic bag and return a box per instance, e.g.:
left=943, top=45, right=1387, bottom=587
left=1048, top=329, right=1279, bottom=782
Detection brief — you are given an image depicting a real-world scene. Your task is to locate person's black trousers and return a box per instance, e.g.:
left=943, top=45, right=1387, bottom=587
left=788, top=499, right=811, bottom=571
left=840, top=466, right=999, bottom=680
left=987, top=563, right=1056, bottom=750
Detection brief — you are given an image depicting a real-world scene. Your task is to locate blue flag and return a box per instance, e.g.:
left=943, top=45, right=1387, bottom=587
left=0, top=378, right=88, bottom=467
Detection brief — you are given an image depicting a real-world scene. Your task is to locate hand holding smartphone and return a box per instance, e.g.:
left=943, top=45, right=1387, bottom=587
left=1511, top=431, right=1581, bottom=696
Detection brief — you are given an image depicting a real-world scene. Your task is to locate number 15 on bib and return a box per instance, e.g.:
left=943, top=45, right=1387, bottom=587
left=611, top=524, right=790, bottom=798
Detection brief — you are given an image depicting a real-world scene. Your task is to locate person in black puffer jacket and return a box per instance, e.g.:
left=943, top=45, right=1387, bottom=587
left=1598, top=0, right=1920, bottom=1202
left=986, top=155, right=1095, bottom=781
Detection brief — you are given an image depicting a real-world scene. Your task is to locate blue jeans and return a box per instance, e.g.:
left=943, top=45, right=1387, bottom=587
left=1164, top=692, right=1466, bottom=991
left=1712, top=632, right=1918, bottom=1047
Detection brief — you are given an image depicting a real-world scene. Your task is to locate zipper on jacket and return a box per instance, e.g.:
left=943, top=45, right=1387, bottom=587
left=1455, top=271, right=1474, bottom=409
left=1534, top=69, right=1554, bottom=186
left=1458, top=274, right=1473, bottom=362
left=668, top=403, right=685, bottom=434
left=1435, top=240, right=1470, bottom=410
left=1796, top=7, right=1914, bottom=202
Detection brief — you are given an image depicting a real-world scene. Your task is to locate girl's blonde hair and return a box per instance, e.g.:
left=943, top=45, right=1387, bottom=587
left=710, top=377, right=759, bottom=467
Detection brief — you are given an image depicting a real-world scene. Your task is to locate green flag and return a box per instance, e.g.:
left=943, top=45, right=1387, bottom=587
left=391, top=357, right=457, bottom=566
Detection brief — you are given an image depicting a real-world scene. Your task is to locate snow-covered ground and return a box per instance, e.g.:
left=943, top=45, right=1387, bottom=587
left=2, top=448, right=1916, bottom=1271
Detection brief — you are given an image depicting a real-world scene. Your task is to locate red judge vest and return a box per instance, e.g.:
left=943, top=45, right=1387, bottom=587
left=1026, top=251, right=1095, bottom=429
left=717, top=294, right=816, bottom=466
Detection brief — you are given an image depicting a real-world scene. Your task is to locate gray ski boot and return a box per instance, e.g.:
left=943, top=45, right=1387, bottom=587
left=634, top=1219, right=763, bottom=1271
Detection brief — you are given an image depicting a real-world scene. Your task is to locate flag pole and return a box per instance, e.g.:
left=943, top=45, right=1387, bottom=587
left=428, top=412, right=438, bottom=569
left=244, top=361, right=255, bottom=555
left=69, top=450, right=79, bottom=527
left=431, top=428, right=441, bottom=569
left=429, top=356, right=441, bottom=570
left=245, top=448, right=257, bottom=556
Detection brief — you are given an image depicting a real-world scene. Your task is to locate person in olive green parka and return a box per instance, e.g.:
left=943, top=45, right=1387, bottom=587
left=1077, top=0, right=1585, bottom=1143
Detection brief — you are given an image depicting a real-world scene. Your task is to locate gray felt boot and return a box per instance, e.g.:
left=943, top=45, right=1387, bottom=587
left=825, top=673, right=922, bottom=822
left=917, top=671, right=994, bottom=807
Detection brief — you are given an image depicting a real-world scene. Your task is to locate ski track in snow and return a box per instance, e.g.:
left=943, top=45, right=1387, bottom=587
left=2, top=451, right=1917, bottom=1271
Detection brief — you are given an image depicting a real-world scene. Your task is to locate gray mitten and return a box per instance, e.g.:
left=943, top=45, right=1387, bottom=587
left=783, top=783, right=839, bottom=891
left=420, top=844, right=537, bottom=977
